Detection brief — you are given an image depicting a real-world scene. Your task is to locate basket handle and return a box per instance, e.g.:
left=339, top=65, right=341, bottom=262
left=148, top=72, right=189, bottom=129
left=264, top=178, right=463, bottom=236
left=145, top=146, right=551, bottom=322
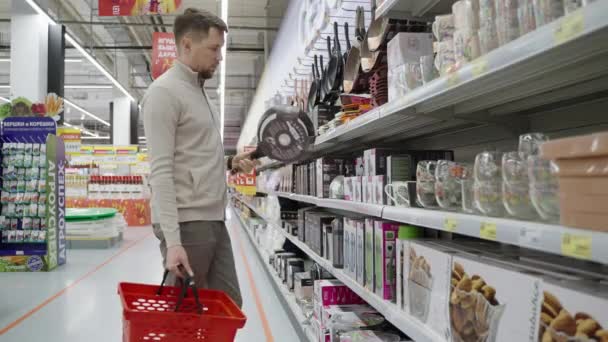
left=157, top=269, right=204, bottom=315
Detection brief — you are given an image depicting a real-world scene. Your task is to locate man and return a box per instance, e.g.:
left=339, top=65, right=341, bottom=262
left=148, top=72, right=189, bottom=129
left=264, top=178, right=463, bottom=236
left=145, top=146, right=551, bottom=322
left=142, top=8, right=254, bottom=307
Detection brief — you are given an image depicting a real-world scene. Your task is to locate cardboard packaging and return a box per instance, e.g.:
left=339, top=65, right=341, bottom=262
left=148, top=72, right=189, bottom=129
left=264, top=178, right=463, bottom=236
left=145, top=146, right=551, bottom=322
left=374, top=221, right=400, bottom=300
left=343, top=218, right=357, bottom=278
left=364, top=148, right=396, bottom=176
left=330, top=218, right=344, bottom=268
left=322, top=305, right=382, bottom=342
left=386, top=155, right=415, bottom=206
left=355, top=219, right=366, bottom=286
left=449, top=255, right=543, bottom=342
left=362, top=176, right=369, bottom=204
left=408, top=241, right=453, bottom=337
left=316, top=158, right=346, bottom=199
left=374, top=175, right=386, bottom=205
left=366, top=176, right=374, bottom=204
left=344, top=177, right=354, bottom=201
left=298, top=207, right=316, bottom=242
left=387, top=32, right=434, bottom=72
left=365, top=218, right=376, bottom=292
left=313, top=279, right=365, bottom=323
left=286, top=258, right=305, bottom=289
left=307, top=212, right=336, bottom=256
left=295, top=271, right=314, bottom=302
left=539, top=278, right=608, bottom=342
left=356, top=157, right=365, bottom=177
left=396, top=226, right=424, bottom=312
left=353, top=177, right=363, bottom=202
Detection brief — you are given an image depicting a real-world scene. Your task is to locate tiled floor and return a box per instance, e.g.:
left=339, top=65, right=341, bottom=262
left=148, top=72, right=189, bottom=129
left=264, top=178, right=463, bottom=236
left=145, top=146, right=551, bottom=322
left=0, top=210, right=300, bottom=342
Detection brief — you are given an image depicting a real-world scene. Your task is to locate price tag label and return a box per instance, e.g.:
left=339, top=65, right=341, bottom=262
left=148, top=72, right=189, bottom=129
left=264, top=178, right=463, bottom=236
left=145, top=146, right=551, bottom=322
left=480, top=222, right=497, bottom=240
left=519, top=227, right=542, bottom=247
left=561, top=233, right=591, bottom=260
left=554, top=11, right=584, bottom=45
left=447, top=72, right=461, bottom=87
left=471, top=59, right=489, bottom=78
left=444, top=218, right=458, bottom=232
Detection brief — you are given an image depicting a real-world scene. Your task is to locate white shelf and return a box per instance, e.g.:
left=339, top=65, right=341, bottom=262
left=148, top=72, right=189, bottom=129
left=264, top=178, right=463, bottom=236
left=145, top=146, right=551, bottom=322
left=256, top=191, right=608, bottom=265
left=232, top=195, right=443, bottom=342
left=376, top=0, right=440, bottom=18
left=313, top=2, right=608, bottom=153
left=232, top=207, right=316, bottom=342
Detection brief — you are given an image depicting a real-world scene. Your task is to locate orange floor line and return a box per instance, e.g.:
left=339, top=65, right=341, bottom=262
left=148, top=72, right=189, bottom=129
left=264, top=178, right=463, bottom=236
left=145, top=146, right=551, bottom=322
left=0, top=231, right=153, bottom=336
left=231, top=222, right=275, bottom=342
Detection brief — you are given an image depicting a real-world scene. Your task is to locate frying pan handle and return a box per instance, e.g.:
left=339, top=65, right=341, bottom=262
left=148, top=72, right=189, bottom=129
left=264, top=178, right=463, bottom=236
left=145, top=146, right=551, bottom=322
left=250, top=149, right=265, bottom=160
left=334, top=22, right=341, bottom=55
left=314, top=55, right=320, bottom=79
left=344, top=22, right=351, bottom=51
left=326, top=36, right=332, bottom=56
left=320, top=54, right=325, bottom=73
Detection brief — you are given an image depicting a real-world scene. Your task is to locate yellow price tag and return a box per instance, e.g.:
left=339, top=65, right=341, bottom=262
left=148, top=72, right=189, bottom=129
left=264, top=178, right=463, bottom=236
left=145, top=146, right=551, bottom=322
left=471, top=59, right=489, bottom=78
left=480, top=222, right=497, bottom=240
left=447, top=72, right=461, bottom=87
left=444, top=218, right=458, bottom=232
left=554, top=11, right=584, bottom=45
left=561, top=233, right=591, bottom=260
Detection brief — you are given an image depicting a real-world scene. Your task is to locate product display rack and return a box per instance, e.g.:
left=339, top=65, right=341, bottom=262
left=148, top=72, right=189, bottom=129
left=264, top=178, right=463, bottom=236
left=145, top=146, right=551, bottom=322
left=232, top=194, right=443, bottom=342
left=0, top=117, right=67, bottom=272
left=230, top=204, right=316, bottom=342
left=259, top=190, right=607, bottom=264
left=313, top=2, right=608, bottom=155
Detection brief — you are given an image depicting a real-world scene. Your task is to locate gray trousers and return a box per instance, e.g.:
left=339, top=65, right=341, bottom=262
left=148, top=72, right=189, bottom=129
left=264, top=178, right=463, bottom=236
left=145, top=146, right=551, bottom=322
left=153, top=221, right=243, bottom=308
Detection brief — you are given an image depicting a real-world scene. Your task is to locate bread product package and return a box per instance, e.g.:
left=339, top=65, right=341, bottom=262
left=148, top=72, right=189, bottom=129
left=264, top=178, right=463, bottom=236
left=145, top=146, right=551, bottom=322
left=356, top=219, right=366, bottom=286
left=374, top=221, right=400, bottom=300
left=365, top=218, right=376, bottom=292
left=538, top=278, right=608, bottom=342
left=396, top=227, right=425, bottom=312
left=449, top=255, right=542, bottom=342
left=408, top=241, right=453, bottom=338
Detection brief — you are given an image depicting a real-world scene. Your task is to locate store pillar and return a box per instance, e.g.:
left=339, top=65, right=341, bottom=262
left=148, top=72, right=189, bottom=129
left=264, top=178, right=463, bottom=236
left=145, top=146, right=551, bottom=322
left=10, top=0, right=50, bottom=101
left=110, top=56, right=135, bottom=145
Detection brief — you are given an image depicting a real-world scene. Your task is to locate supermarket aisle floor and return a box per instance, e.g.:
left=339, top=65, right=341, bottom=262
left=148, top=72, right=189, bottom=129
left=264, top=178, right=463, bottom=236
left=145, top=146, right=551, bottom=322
left=0, top=211, right=300, bottom=342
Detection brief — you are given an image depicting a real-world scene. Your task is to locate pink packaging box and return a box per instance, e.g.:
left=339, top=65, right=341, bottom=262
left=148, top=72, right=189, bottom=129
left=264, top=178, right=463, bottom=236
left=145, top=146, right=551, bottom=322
left=313, top=280, right=365, bottom=321
left=374, top=221, right=400, bottom=300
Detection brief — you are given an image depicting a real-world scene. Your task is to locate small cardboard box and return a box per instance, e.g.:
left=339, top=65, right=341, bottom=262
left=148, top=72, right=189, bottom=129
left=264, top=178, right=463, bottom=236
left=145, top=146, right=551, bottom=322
left=343, top=218, right=357, bottom=278
left=362, top=176, right=369, bottom=203
left=366, top=176, right=374, bottom=204
left=374, top=175, right=386, bottom=205
left=449, top=255, right=543, bottom=342
left=313, top=279, right=365, bottom=322
left=396, top=226, right=424, bottom=312
left=295, top=272, right=314, bottom=302
left=408, top=241, right=453, bottom=338
left=387, top=32, right=434, bottom=72
left=374, top=221, right=400, bottom=300
left=353, top=177, right=363, bottom=202
left=365, top=218, right=376, bottom=292
left=539, top=278, right=608, bottom=342
left=355, top=219, right=366, bottom=286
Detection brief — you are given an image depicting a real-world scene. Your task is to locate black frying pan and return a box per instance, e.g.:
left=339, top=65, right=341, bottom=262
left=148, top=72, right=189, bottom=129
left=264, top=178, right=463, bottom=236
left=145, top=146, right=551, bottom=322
left=324, top=21, right=343, bottom=105
left=250, top=105, right=316, bottom=162
left=319, top=54, right=327, bottom=103
left=307, top=55, right=320, bottom=112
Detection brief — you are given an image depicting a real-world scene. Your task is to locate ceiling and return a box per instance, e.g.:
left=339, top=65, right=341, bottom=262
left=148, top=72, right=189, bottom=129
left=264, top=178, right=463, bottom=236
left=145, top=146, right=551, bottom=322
left=0, top=0, right=289, bottom=154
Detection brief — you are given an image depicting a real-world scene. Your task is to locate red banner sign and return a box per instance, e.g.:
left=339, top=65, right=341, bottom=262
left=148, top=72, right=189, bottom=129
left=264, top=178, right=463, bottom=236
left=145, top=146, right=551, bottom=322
left=99, top=0, right=182, bottom=17
left=152, top=32, right=177, bottom=80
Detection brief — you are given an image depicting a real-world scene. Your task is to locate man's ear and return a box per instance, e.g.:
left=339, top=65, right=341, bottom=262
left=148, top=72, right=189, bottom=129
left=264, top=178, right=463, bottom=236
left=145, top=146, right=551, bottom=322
left=181, top=35, right=192, bottom=53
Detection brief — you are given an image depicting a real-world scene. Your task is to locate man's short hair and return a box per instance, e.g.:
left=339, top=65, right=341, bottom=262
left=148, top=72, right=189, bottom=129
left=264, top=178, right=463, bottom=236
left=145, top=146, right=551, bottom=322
left=174, top=8, right=228, bottom=45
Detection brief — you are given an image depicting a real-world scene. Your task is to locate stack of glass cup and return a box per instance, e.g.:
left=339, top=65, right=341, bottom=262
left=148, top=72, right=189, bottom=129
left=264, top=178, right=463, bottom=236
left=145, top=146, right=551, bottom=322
left=502, top=151, right=537, bottom=219
left=473, top=151, right=505, bottom=216
left=435, top=160, right=472, bottom=211
left=528, top=154, right=560, bottom=222
left=417, top=161, right=439, bottom=208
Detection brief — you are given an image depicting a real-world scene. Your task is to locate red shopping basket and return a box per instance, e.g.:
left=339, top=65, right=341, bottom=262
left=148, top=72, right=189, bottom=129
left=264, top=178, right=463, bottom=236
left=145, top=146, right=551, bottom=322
left=118, top=271, right=246, bottom=342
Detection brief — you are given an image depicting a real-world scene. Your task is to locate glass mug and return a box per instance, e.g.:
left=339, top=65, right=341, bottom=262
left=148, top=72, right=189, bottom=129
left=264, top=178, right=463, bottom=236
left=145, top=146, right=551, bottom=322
left=502, top=151, right=529, bottom=185
left=474, top=151, right=502, bottom=182
left=473, top=180, right=504, bottom=217
left=385, top=181, right=412, bottom=207
left=435, top=160, right=472, bottom=210
left=518, top=133, right=548, bottom=156
left=417, top=161, right=437, bottom=182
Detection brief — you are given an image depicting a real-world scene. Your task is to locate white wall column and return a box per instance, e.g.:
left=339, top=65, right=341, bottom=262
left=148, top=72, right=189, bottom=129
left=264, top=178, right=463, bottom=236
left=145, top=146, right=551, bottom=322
left=10, top=0, right=50, bottom=102
left=112, top=56, right=132, bottom=145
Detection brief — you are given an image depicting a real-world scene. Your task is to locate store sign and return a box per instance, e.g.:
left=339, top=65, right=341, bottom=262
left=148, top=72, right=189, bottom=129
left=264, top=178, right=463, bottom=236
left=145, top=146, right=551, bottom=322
left=152, top=32, right=177, bottom=79
left=57, top=127, right=82, bottom=156
left=99, top=0, right=182, bottom=16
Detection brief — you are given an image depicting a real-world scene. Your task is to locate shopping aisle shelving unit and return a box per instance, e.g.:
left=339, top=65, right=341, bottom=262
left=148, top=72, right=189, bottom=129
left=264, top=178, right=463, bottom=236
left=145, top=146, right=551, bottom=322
left=312, top=1, right=608, bottom=155
left=259, top=190, right=608, bottom=264
left=231, top=204, right=316, bottom=342
left=232, top=194, right=443, bottom=342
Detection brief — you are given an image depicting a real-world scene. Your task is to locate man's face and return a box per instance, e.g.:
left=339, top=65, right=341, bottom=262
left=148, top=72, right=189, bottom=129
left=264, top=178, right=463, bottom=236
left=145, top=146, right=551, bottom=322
left=182, top=27, right=225, bottom=79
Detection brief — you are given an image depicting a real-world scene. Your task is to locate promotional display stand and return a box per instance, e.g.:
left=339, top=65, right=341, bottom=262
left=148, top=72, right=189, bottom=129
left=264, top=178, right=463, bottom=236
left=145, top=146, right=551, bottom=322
left=0, top=117, right=66, bottom=272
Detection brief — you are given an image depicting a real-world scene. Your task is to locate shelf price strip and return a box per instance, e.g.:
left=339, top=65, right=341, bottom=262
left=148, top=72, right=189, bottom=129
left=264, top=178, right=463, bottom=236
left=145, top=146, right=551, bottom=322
left=554, top=11, right=585, bottom=45
left=561, top=232, right=591, bottom=260
left=443, top=218, right=458, bottom=232
left=480, top=222, right=497, bottom=241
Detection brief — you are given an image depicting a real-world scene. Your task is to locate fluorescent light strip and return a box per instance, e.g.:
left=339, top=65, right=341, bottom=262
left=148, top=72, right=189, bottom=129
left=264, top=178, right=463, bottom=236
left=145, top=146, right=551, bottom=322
left=220, top=0, right=229, bottom=141
left=63, top=122, right=99, bottom=137
left=81, top=136, right=110, bottom=140
left=25, top=0, right=136, bottom=103
left=0, top=58, right=82, bottom=63
left=0, top=85, right=10, bottom=89
left=0, top=96, right=9, bottom=103
left=65, top=85, right=113, bottom=89
left=64, top=99, right=111, bottom=127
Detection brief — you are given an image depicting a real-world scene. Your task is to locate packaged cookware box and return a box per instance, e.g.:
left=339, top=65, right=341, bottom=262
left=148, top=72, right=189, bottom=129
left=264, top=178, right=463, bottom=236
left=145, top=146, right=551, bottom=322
left=353, top=176, right=363, bottom=202
left=343, top=218, right=358, bottom=279
left=313, top=279, right=365, bottom=323
left=450, top=255, right=542, bottom=342
left=374, top=221, right=400, bottom=300
left=408, top=241, right=453, bottom=338
left=355, top=219, right=366, bottom=286
left=396, top=227, right=424, bottom=312
left=364, top=218, right=376, bottom=292
left=538, top=277, right=608, bottom=342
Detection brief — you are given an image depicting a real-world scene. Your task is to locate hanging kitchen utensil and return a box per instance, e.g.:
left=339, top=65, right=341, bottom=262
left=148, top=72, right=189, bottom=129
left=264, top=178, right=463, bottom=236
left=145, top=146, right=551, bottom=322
left=250, top=105, right=316, bottom=163
left=360, top=1, right=376, bottom=73
left=323, top=22, right=343, bottom=105
left=307, top=55, right=320, bottom=112
left=319, top=54, right=328, bottom=103
left=355, top=6, right=365, bottom=42
left=344, top=6, right=369, bottom=94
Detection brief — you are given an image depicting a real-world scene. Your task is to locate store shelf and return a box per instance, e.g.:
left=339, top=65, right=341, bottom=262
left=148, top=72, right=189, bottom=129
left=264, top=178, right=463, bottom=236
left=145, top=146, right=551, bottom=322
left=257, top=191, right=608, bottom=265
left=231, top=207, right=316, bottom=342
left=0, top=247, right=47, bottom=257
left=313, top=2, right=608, bottom=154
left=232, top=195, right=443, bottom=342
left=376, top=0, right=440, bottom=18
